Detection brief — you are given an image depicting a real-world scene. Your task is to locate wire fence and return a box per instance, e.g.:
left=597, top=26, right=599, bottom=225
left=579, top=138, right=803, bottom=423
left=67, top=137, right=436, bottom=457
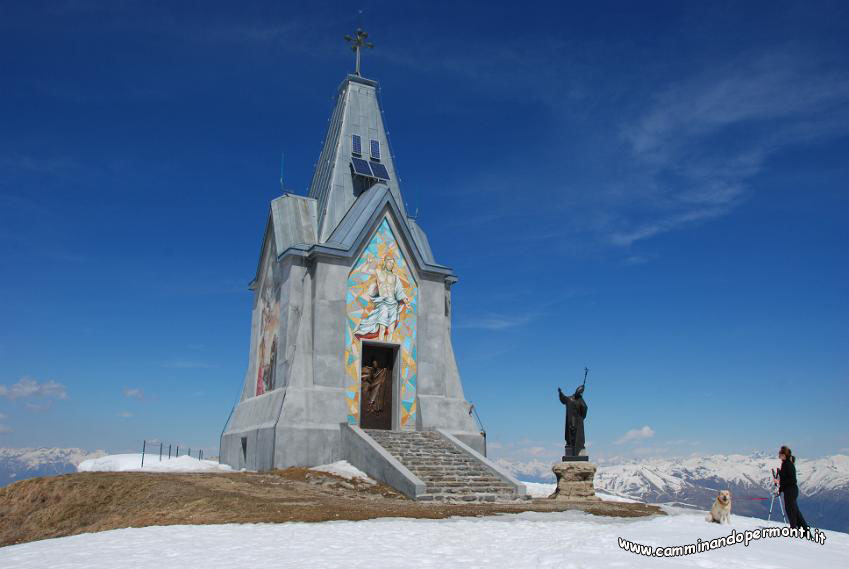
left=140, top=440, right=207, bottom=468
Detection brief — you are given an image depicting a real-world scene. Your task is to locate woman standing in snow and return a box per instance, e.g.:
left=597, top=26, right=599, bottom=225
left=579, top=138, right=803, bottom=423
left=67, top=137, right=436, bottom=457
left=774, top=446, right=809, bottom=530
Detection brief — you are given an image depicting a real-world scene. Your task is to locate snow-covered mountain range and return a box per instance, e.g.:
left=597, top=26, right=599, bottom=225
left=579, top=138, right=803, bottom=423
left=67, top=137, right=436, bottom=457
left=498, top=453, right=849, bottom=533
left=0, top=448, right=106, bottom=486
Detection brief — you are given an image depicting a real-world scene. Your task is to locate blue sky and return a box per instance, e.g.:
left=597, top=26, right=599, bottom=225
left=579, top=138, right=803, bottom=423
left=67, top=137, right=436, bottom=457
left=1, top=1, right=847, bottom=465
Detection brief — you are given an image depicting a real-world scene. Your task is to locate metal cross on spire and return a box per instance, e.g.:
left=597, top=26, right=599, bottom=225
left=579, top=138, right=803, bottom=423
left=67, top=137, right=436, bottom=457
left=344, top=28, right=374, bottom=77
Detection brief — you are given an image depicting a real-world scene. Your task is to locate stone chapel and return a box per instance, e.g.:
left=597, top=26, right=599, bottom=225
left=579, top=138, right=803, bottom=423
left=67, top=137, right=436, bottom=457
left=220, top=68, right=525, bottom=501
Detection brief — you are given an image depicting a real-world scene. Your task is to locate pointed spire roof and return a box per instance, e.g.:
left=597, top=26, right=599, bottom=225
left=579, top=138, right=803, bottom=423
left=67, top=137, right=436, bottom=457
left=308, top=74, right=406, bottom=243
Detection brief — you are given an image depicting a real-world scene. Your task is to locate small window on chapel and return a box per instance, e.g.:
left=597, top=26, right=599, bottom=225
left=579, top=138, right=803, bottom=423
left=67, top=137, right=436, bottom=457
left=370, top=139, right=380, bottom=160
left=352, top=134, right=362, bottom=155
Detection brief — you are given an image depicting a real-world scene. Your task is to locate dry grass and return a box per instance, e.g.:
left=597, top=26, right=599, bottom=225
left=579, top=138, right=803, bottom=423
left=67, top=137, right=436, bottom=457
left=0, top=470, right=663, bottom=547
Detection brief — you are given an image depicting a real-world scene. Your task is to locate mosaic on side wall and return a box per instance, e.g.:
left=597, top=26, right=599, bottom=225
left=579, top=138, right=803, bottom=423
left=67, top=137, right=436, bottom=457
left=344, top=218, right=418, bottom=427
left=255, top=257, right=280, bottom=396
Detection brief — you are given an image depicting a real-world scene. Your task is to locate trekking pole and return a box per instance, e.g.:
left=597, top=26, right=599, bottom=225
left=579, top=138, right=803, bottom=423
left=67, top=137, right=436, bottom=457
left=775, top=469, right=787, bottom=524
left=777, top=490, right=787, bottom=524
left=768, top=468, right=777, bottom=522
left=768, top=468, right=787, bottom=524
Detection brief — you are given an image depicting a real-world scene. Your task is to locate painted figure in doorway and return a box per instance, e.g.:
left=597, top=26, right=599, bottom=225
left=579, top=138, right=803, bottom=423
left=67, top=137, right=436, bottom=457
left=361, top=359, right=389, bottom=413
left=354, top=254, right=408, bottom=342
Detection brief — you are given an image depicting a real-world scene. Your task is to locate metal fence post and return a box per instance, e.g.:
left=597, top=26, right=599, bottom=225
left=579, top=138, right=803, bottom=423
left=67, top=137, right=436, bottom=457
left=159, top=442, right=163, bottom=461
left=168, top=444, right=172, bottom=459
left=141, top=440, right=146, bottom=468
left=176, top=445, right=179, bottom=457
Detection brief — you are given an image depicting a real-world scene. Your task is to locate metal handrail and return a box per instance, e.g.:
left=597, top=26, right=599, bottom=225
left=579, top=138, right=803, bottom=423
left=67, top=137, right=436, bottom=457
left=468, top=403, right=488, bottom=456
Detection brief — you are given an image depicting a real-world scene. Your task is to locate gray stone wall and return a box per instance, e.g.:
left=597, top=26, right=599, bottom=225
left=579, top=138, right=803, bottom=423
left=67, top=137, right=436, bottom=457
left=311, top=259, right=348, bottom=390
left=416, top=275, right=480, bottom=441
left=222, top=210, right=484, bottom=469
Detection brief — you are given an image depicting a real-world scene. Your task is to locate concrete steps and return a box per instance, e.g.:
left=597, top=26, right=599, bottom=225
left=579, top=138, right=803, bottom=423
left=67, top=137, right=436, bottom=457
left=364, top=429, right=520, bottom=503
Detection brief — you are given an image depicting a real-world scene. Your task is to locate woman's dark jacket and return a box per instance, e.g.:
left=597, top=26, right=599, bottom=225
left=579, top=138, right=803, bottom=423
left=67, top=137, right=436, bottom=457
left=778, top=459, right=798, bottom=494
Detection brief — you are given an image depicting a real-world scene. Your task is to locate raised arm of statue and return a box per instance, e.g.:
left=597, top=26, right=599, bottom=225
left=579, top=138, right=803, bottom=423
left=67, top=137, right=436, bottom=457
left=365, top=280, right=378, bottom=298
left=558, top=388, right=568, bottom=405
left=360, top=255, right=379, bottom=298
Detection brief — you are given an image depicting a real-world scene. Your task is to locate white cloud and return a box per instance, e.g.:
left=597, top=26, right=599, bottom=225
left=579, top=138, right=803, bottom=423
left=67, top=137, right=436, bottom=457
left=122, top=387, right=144, bottom=400
left=616, top=426, right=655, bottom=445
left=25, top=402, right=51, bottom=412
left=117, top=411, right=134, bottom=418
left=0, top=424, right=11, bottom=434
left=624, top=55, right=849, bottom=159
left=609, top=207, right=727, bottom=247
left=0, top=376, right=68, bottom=400
left=624, top=255, right=650, bottom=266
left=160, top=359, right=217, bottom=369
left=612, top=52, right=849, bottom=247
left=666, top=439, right=701, bottom=447
left=632, top=446, right=670, bottom=456
left=457, top=314, right=534, bottom=331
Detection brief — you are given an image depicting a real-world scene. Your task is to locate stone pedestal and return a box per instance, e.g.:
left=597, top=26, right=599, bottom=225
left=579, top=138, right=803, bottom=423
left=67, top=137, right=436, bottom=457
left=548, top=461, right=600, bottom=501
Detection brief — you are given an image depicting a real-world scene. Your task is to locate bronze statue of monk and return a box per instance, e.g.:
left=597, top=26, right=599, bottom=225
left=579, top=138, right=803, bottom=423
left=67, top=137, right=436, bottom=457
left=558, top=384, right=587, bottom=457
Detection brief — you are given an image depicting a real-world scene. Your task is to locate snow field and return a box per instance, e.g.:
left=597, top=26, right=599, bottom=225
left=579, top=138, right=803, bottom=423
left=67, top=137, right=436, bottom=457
left=1, top=509, right=846, bottom=568
left=77, top=453, right=233, bottom=473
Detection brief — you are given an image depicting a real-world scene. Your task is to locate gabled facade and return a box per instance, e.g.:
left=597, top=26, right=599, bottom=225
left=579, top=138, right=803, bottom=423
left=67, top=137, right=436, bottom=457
left=220, top=74, right=482, bottom=472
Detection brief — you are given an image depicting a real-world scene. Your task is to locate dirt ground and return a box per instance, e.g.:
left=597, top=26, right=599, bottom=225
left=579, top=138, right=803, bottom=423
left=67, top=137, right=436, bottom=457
left=0, top=469, right=664, bottom=547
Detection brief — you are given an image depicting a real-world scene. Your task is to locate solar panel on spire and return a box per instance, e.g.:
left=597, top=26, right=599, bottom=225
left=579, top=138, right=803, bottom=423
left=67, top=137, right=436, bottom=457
left=370, top=139, right=380, bottom=160
left=352, top=134, right=362, bottom=155
left=368, top=161, right=390, bottom=180
left=351, top=157, right=373, bottom=177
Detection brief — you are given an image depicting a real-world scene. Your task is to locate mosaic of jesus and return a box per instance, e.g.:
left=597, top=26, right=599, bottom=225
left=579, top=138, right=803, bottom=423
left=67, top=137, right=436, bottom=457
left=353, top=254, right=408, bottom=341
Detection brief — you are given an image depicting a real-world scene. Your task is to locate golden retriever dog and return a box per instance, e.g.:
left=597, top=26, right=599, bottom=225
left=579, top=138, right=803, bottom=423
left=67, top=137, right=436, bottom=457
left=706, top=490, right=732, bottom=524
